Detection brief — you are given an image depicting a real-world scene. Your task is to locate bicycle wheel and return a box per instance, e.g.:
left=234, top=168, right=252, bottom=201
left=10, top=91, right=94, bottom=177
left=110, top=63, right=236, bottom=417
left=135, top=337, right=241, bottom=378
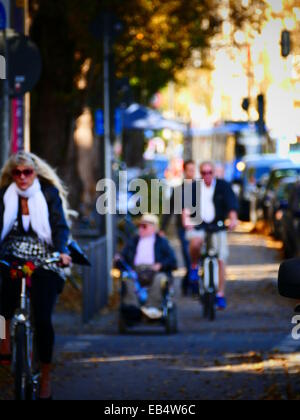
left=14, top=324, right=27, bottom=401
left=203, top=293, right=209, bottom=318
left=118, top=312, right=128, bottom=334
left=208, top=260, right=216, bottom=322
left=30, top=332, right=40, bottom=401
left=165, top=305, right=178, bottom=335
left=208, top=293, right=216, bottom=322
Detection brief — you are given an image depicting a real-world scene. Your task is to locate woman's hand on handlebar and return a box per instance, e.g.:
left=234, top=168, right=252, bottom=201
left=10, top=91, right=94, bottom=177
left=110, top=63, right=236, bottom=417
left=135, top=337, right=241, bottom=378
left=60, top=253, right=72, bottom=267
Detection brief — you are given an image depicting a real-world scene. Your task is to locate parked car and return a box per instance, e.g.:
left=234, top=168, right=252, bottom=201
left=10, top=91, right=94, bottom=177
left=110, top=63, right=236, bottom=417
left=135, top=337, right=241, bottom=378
left=238, top=155, right=292, bottom=222
left=260, top=163, right=300, bottom=224
left=281, top=182, right=300, bottom=258
left=266, top=177, right=297, bottom=239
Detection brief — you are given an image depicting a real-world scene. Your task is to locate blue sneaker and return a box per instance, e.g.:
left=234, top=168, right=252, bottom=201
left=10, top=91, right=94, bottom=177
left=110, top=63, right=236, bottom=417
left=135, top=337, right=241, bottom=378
left=189, top=268, right=200, bottom=295
left=189, top=267, right=200, bottom=283
left=216, top=296, right=227, bottom=310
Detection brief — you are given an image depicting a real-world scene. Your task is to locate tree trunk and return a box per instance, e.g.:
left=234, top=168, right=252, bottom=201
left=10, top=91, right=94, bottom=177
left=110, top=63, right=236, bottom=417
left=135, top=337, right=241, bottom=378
left=31, top=84, right=83, bottom=210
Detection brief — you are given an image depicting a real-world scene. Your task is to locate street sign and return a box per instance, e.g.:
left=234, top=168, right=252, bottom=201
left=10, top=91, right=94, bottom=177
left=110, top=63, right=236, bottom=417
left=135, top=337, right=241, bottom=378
left=0, top=32, right=42, bottom=97
left=0, top=2, right=6, bottom=30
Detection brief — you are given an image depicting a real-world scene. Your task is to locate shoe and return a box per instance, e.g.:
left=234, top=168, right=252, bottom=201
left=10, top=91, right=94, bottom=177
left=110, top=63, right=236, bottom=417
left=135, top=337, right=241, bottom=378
left=0, top=354, right=12, bottom=366
left=189, top=267, right=199, bottom=283
left=216, top=296, right=227, bottom=310
left=189, top=268, right=199, bottom=295
left=141, top=307, right=163, bottom=320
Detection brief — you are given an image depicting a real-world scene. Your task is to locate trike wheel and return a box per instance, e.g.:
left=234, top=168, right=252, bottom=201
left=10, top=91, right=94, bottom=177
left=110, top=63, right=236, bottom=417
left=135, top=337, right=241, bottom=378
left=165, top=305, right=178, bottom=335
left=118, top=312, right=128, bottom=335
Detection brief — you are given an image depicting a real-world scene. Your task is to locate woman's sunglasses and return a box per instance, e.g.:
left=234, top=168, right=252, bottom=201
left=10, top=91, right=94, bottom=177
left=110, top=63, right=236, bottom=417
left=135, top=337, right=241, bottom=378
left=12, top=168, right=34, bottom=178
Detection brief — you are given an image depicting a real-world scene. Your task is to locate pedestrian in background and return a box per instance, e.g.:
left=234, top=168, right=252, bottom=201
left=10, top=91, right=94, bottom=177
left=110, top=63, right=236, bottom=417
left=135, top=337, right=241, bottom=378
left=161, top=160, right=196, bottom=295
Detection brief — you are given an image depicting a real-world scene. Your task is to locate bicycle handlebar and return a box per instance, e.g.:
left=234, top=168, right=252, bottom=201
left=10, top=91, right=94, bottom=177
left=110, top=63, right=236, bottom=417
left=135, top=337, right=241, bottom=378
left=0, top=260, right=10, bottom=269
left=199, top=222, right=228, bottom=234
left=0, top=252, right=62, bottom=270
left=114, top=257, right=133, bottom=273
left=44, top=252, right=61, bottom=264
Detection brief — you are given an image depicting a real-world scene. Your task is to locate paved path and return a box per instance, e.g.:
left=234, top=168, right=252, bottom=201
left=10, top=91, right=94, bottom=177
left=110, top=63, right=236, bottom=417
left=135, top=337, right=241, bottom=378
left=1, top=227, right=300, bottom=400
left=52, top=227, right=300, bottom=400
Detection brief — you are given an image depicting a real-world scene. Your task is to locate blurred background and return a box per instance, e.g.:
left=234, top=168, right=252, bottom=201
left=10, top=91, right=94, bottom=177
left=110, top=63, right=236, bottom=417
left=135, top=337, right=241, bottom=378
left=2, top=0, right=300, bottom=401
left=0, top=0, right=300, bottom=319
left=0, top=1, right=299, bottom=217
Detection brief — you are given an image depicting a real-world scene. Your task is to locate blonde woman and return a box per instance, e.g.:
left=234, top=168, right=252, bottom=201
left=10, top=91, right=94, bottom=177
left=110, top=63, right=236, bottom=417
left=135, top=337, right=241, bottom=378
left=0, top=151, right=73, bottom=400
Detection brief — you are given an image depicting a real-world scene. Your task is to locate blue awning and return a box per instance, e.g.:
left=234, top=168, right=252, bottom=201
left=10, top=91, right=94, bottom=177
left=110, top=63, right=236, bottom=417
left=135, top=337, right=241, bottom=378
left=191, top=121, right=262, bottom=137
left=123, top=104, right=187, bottom=133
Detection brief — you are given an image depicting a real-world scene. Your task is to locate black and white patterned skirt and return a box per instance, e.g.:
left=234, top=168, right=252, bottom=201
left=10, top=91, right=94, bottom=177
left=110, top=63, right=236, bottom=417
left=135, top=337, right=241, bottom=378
left=0, top=231, right=66, bottom=281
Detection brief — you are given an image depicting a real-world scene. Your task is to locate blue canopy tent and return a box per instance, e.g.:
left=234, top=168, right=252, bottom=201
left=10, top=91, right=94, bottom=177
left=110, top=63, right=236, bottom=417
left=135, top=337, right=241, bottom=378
left=123, top=103, right=187, bottom=133
left=191, top=121, right=264, bottom=137
left=122, top=103, right=187, bottom=171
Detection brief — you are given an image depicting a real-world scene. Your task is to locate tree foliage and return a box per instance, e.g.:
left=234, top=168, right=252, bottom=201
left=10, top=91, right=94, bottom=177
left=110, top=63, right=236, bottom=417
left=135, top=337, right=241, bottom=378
left=29, top=0, right=267, bottom=107
left=113, top=0, right=266, bottom=100
left=27, top=0, right=267, bottom=203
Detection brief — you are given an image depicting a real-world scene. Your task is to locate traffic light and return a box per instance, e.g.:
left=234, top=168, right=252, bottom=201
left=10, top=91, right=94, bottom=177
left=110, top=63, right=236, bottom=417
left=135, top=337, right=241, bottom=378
left=281, top=30, right=291, bottom=58
left=257, top=94, right=265, bottom=135
left=242, top=97, right=250, bottom=112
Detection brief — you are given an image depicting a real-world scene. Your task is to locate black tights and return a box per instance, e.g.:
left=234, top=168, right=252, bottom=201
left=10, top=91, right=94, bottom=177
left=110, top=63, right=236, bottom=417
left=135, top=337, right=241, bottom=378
left=0, top=268, right=64, bottom=364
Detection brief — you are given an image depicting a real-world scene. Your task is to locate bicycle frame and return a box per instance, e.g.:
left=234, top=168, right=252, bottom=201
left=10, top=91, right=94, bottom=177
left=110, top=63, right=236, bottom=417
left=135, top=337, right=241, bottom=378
left=202, top=232, right=219, bottom=293
left=197, top=224, right=227, bottom=321
left=0, top=253, right=61, bottom=400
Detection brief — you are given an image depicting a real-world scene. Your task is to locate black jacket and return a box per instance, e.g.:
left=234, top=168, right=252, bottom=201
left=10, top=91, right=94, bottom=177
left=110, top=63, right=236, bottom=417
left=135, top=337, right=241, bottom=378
left=122, top=234, right=177, bottom=275
left=162, top=179, right=238, bottom=230
left=210, top=179, right=239, bottom=223
left=0, top=182, right=70, bottom=254
left=161, top=184, right=185, bottom=231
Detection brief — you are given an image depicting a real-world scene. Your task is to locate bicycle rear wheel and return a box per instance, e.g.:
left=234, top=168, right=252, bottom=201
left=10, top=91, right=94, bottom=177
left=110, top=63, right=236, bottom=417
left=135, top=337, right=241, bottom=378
left=203, top=293, right=209, bottom=318
left=208, top=293, right=216, bottom=322
left=208, top=260, right=216, bottom=321
left=14, top=324, right=27, bottom=401
left=203, top=260, right=217, bottom=321
left=118, top=311, right=128, bottom=334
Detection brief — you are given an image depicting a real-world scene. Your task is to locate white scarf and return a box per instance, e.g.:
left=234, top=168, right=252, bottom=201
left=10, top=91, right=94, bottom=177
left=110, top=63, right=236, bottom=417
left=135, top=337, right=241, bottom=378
left=1, top=178, right=53, bottom=245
